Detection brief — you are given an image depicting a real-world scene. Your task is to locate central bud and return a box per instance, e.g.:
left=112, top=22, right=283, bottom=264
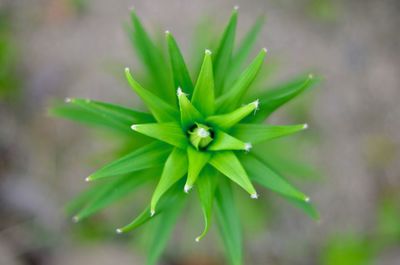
left=188, top=123, right=214, bottom=150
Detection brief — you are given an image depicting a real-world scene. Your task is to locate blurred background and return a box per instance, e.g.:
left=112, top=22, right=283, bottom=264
left=1, top=0, right=399, bottom=264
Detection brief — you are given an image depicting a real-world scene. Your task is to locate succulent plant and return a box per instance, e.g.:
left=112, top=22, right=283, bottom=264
left=51, top=6, right=320, bottom=265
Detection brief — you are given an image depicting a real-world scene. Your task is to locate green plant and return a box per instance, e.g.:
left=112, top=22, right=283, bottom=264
left=51, top=7, right=320, bottom=265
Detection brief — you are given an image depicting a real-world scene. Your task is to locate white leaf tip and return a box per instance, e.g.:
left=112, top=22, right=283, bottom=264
left=305, top=197, right=311, bottom=202
left=234, top=5, right=239, bottom=10
left=245, top=142, right=252, bottom=152
left=184, top=184, right=192, bottom=193
left=205, top=49, right=212, bottom=55
left=252, top=99, right=260, bottom=109
left=176, top=87, right=186, bottom=97
left=64, top=97, right=72, bottom=103
left=195, top=237, right=200, bottom=242
left=85, top=177, right=91, bottom=182
left=130, top=124, right=138, bottom=130
left=150, top=210, right=155, bottom=217
left=116, top=228, right=123, bottom=234
left=165, top=30, right=170, bottom=34
left=72, top=216, right=79, bottom=223
left=308, top=73, right=314, bottom=79
left=303, top=123, right=309, bottom=129
left=262, top=47, right=268, bottom=53
left=197, top=128, right=210, bottom=138
left=251, top=193, right=259, bottom=199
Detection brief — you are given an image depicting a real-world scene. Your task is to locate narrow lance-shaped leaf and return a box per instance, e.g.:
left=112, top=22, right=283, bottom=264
left=125, top=68, right=179, bottom=122
left=214, top=7, right=238, bottom=94
left=128, top=9, right=175, bottom=103
left=231, top=123, right=308, bottom=144
left=87, top=142, right=171, bottom=181
left=215, top=180, right=243, bottom=265
left=208, top=130, right=251, bottom=152
left=131, top=122, right=188, bottom=149
left=49, top=101, right=129, bottom=133
left=166, top=31, right=194, bottom=94
left=209, top=151, right=258, bottom=198
left=240, top=154, right=309, bottom=202
left=240, top=154, right=319, bottom=220
left=284, top=196, right=320, bottom=220
left=185, top=146, right=211, bottom=192
left=51, top=98, right=154, bottom=127
left=116, top=184, right=183, bottom=233
left=177, top=88, right=204, bottom=129
left=72, top=171, right=153, bottom=222
left=225, top=15, right=265, bottom=87
left=253, top=73, right=320, bottom=121
left=217, top=48, right=267, bottom=112
left=146, top=191, right=187, bottom=265
left=150, top=148, right=188, bottom=215
left=75, top=98, right=155, bottom=123
left=207, top=99, right=259, bottom=130
left=65, top=182, right=108, bottom=216
left=192, top=49, right=215, bottom=116
left=195, top=166, right=217, bottom=242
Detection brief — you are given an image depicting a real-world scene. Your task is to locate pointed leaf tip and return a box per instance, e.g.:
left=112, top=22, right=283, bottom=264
left=116, top=228, right=123, bottom=234
left=244, top=142, right=252, bottom=152
left=72, top=216, right=79, bottom=223
left=251, top=193, right=259, bottom=199
left=184, top=184, right=192, bottom=193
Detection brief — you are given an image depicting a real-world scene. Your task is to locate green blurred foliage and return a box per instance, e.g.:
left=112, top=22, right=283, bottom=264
left=321, top=193, right=400, bottom=265
left=0, top=10, right=21, bottom=101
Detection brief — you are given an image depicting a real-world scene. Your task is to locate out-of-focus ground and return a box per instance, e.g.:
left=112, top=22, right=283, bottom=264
left=1, top=0, right=400, bottom=264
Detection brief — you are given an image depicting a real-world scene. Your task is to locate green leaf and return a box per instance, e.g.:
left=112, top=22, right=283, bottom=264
left=146, top=192, right=186, bottom=265
left=215, top=180, right=243, bottom=265
left=195, top=166, right=217, bottom=242
left=125, top=68, right=179, bottom=122
left=65, top=182, right=106, bottom=216
left=192, top=49, right=215, bottom=116
left=214, top=7, right=238, bottom=94
left=49, top=98, right=154, bottom=133
left=116, top=184, right=183, bottom=233
left=217, top=48, right=267, bottom=112
left=177, top=88, right=204, bottom=129
left=209, top=151, right=257, bottom=197
left=226, top=15, right=265, bottom=87
left=185, top=146, right=211, bottom=191
left=128, top=9, right=175, bottom=103
left=87, top=142, right=171, bottom=181
left=131, top=122, right=188, bottom=149
left=72, top=171, right=152, bottom=222
left=254, top=73, right=320, bottom=121
left=72, top=98, right=154, bottom=123
left=240, top=154, right=319, bottom=219
left=208, top=130, right=251, bottom=151
left=284, top=196, right=320, bottom=220
left=240, top=154, right=308, bottom=201
left=166, top=31, right=194, bottom=94
left=206, top=99, right=259, bottom=130
left=150, top=148, right=188, bottom=214
left=49, top=102, right=127, bottom=133
left=231, top=123, right=307, bottom=144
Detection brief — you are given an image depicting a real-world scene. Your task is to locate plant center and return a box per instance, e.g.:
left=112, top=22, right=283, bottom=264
left=188, top=123, right=214, bottom=150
